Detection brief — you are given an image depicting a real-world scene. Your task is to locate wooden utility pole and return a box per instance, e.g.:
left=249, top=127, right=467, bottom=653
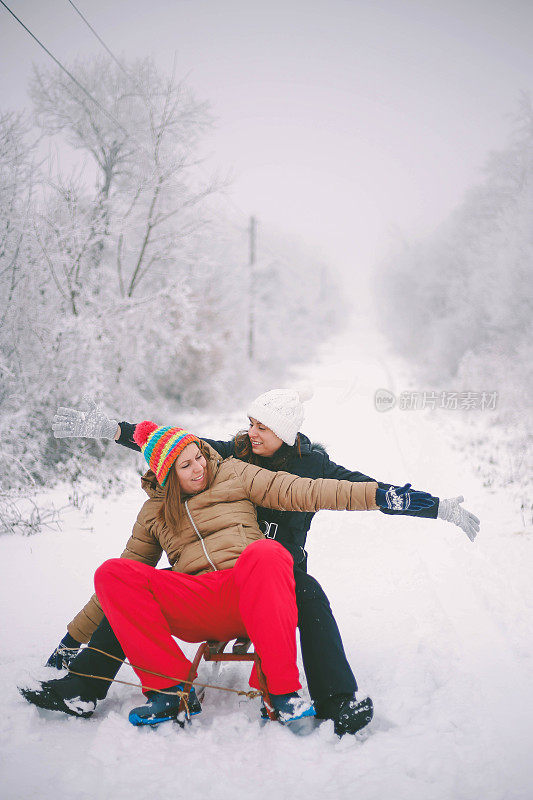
left=248, top=215, right=256, bottom=360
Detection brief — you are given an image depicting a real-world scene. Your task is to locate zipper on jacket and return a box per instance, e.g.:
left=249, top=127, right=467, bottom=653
left=184, top=500, right=218, bottom=571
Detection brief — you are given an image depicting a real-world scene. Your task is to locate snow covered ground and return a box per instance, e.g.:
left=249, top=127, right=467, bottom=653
left=1, top=306, right=531, bottom=800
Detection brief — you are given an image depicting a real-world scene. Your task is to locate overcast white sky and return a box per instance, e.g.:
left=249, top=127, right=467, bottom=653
left=1, top=0, right=532, bottom=282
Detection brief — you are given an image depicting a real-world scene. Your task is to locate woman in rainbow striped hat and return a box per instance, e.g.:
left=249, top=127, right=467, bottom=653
left=23, top=415, right=416, bottom=734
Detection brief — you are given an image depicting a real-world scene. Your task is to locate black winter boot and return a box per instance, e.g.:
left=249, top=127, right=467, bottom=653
left=315, top=693, right=373, bottom=736
left=19, top=675, right=98, bottom=718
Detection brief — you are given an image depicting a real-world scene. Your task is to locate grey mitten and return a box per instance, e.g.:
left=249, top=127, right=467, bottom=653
left=53, top=397, right=118, bottom=440
left=437, top=496, right=480, bottom=542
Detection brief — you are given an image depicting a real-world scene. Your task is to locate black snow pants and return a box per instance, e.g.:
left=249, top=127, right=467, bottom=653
left=68, top=566, right=358, bottom=704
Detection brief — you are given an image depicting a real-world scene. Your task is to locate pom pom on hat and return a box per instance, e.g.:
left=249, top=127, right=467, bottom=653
left=296, top=386, right=314, bottom=403
left=134, top=421, right=200, bottom=487
left=247, top=387, right=314, bottom=445
left=133, top=420, right=159, bottom=448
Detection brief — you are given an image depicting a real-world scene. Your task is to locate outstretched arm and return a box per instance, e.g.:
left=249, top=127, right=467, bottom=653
left=234, top=460, right=478, bottom=541
left=54, top=401, right=236, bottom=458
left=319, top=452, right=478, bottom=539
left=234, top=460, right=379, bottom=512
left=234, top=461, right=436, bottom=514
left=319, top=451, right=440, bottom=519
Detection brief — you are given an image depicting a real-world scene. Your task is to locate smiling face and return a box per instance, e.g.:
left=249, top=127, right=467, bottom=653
left=247, top=417, right=284, bottom=457
left=173, top=442, right=207, bottom=494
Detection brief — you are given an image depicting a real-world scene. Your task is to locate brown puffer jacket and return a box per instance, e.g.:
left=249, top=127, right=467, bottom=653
left=68, top=444, right=378, bottom=642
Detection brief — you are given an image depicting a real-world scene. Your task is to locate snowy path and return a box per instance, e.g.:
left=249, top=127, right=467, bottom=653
left=1, top=306, right=531, bottom=800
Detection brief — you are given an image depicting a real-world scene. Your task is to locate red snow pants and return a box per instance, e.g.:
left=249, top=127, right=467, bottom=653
left=94, top=539, right=301, bottom=696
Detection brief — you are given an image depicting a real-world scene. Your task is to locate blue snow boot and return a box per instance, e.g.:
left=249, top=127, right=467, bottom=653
left=128, top=684, right=201, bottom=727
left=265, top=692, right=316, bottom=736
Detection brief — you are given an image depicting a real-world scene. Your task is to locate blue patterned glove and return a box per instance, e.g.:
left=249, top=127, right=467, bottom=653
left=375, top=483, right=436, bottom=512
left=46, top=632, right=81, bottom=670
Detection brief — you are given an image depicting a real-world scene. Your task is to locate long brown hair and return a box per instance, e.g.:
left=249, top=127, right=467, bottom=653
left=233, top=430, right=302, bottom=470
left=157, top=441, right=214, bottom=532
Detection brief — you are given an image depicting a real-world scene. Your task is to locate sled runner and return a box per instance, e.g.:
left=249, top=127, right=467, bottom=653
left=180, top=637, right=277, bottom=720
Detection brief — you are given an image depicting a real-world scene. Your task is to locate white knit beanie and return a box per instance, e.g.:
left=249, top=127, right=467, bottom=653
left=247, top=387, right=314, bottom=445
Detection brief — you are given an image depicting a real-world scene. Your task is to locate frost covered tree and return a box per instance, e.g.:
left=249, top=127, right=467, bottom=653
left=376, top=95, right=533, bottom=513
left=0, top=112, right=36, bottom=327
left=0, top=111, right=40, bottom=484
left=30, top=56, right=215, bottom=297
left=377, top=94, right=533, bottom=399
left=251, top=228, right=342, bottom=371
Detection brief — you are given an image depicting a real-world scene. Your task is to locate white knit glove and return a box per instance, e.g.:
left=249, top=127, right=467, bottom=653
left=52, top=397, right=118, bottom=440
left=437, top=496, right=480, bottom=542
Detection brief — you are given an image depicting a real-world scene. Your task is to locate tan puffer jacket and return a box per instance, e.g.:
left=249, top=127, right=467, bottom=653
left=68, top=444, right=378, bottom=642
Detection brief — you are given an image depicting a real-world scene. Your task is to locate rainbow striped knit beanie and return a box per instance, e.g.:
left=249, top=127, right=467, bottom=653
left=133, top=421, right=201, bottom=487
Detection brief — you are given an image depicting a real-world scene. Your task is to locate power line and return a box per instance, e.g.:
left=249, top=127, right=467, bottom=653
left=0, top=0, right=129, bottom=137
left=66, top=0, right=130, bottom=77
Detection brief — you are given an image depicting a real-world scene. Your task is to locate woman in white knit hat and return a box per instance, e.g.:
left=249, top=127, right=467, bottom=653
left=42, top=389, right=478, bottom=736
left=246, top=386, right=313, bottom=450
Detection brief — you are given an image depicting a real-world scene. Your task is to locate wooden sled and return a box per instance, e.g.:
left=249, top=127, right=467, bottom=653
left=179, top=637, right=277, bottom=720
